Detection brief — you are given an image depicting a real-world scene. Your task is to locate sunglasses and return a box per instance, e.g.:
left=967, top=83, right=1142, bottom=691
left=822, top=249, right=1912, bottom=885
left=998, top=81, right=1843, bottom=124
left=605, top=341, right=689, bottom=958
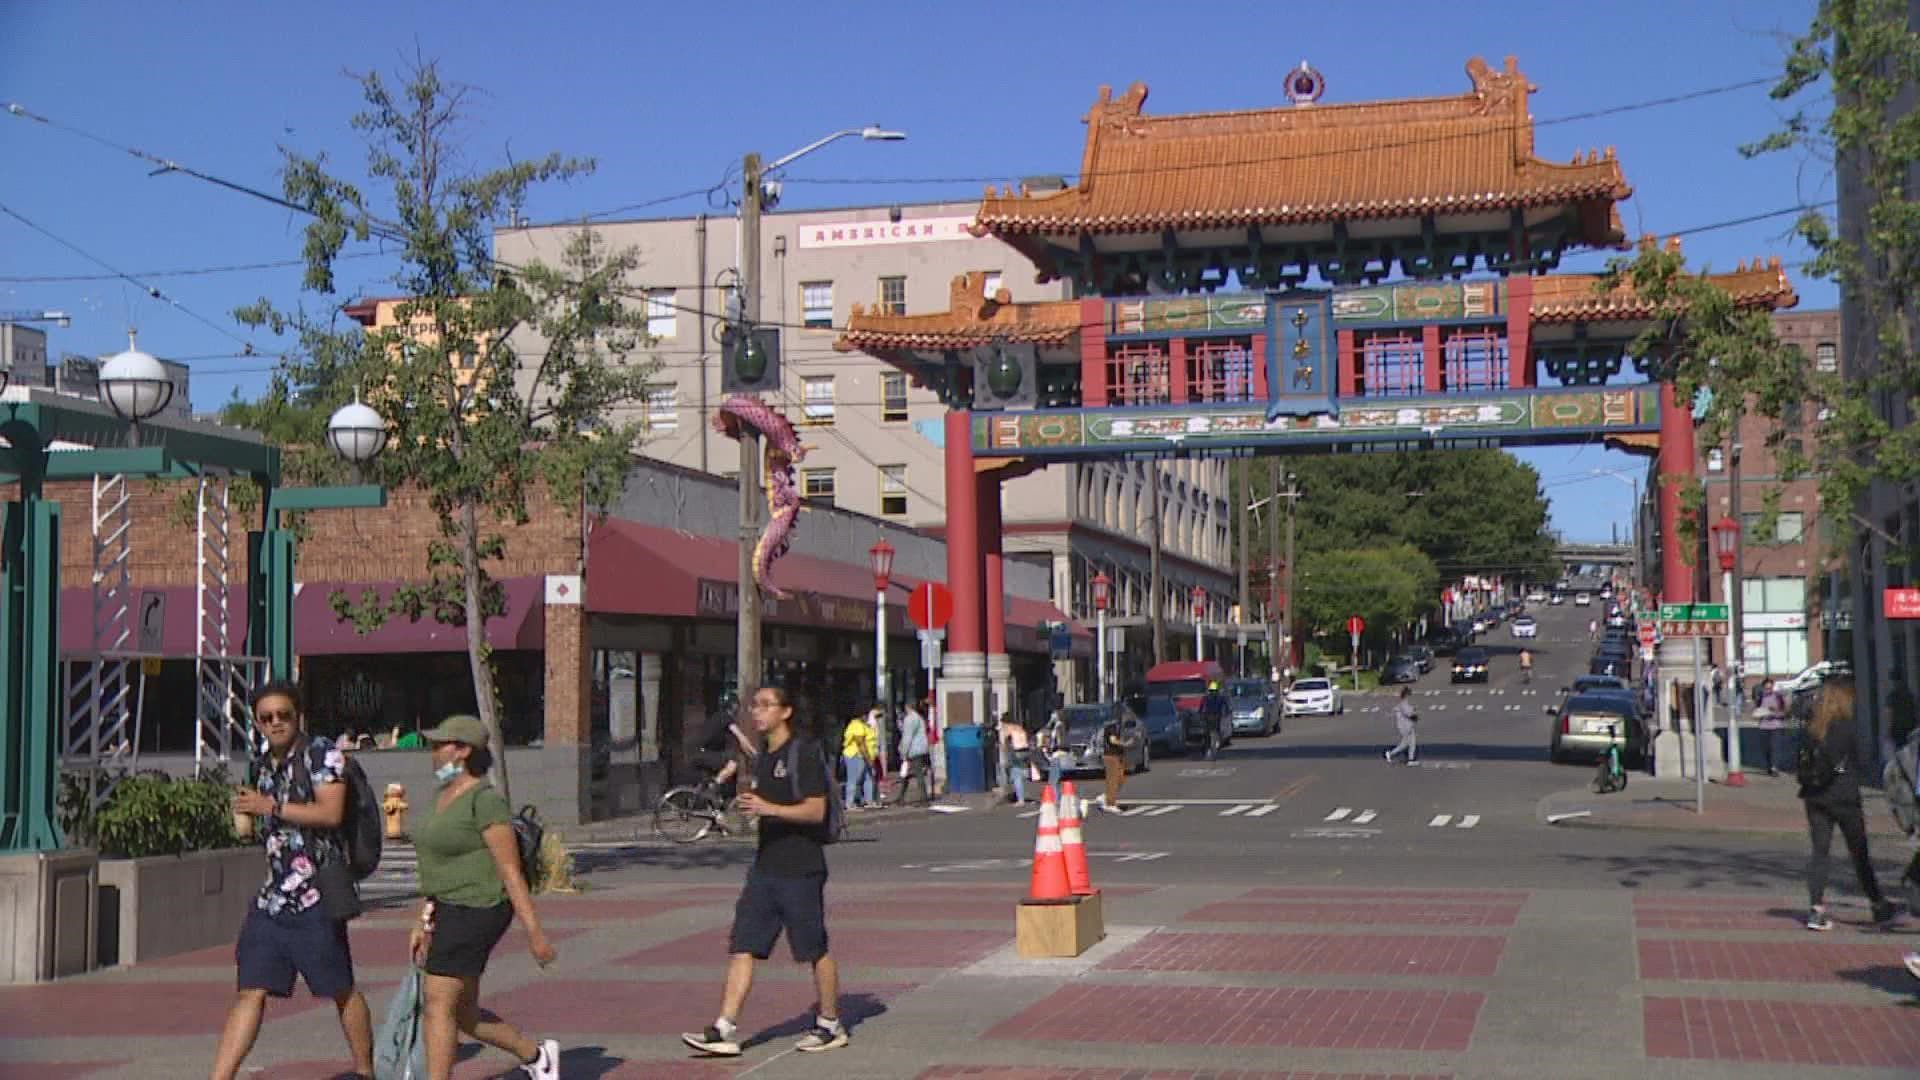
left=254, top=709, right=297, bottom=726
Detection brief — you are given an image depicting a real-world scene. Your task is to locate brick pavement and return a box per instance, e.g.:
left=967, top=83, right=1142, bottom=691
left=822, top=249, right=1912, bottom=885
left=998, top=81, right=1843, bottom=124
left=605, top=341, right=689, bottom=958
left=6, top=877, right=1920, bottom=1078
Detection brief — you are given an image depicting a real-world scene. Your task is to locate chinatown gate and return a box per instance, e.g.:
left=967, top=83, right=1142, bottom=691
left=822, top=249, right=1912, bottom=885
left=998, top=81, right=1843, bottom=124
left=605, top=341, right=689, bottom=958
left=835, top=57, right=1798, bottom=749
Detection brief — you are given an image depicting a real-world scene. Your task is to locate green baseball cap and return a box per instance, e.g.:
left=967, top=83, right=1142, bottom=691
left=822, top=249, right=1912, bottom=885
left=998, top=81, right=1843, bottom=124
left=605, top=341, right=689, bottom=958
left=421, top=715, right=490, bottom=748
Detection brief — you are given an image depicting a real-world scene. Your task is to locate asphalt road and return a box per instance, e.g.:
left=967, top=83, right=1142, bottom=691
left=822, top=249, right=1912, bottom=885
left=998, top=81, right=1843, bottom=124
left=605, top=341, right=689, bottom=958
left=589, top=602, right=1836, bottom=898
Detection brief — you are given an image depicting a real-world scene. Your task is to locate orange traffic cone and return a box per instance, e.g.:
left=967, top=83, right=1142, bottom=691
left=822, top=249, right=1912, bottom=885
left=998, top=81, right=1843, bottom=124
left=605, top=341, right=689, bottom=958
left=1027, top=787, right=1071, bottom=901
left=1058, top=780, right=1093, bottom=895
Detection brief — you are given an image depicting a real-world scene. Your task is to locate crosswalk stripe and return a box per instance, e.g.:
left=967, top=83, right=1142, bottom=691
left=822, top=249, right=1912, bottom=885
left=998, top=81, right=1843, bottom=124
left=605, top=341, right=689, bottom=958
left=1457, top=815, right=1480, bottom=829
left=1429, top=814, right=1452, bottom=827
left=1245, top=804, right=1280, bottom=817
left=1324, top=807, right=1353, bottom=822
left=1219, top=804, right=1252, bottom=816
left=1018, top=809, right=1040, bottom=818
left=1352, top=810, right=1378, bottom=824
left=1143, top=805, right=1181, bottom=817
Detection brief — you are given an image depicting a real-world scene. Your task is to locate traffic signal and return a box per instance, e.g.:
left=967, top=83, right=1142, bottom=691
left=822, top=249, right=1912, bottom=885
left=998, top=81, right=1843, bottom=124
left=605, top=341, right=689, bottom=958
left=722, top=324, right=782, bottom=394
left=970, top=340, right=1037, bottom=410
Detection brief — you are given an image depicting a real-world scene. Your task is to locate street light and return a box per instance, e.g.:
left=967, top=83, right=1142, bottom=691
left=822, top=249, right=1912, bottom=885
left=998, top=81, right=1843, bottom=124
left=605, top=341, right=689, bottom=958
left=1092, top=570, right=1112, bottom=700
left=325, top=391, right=388, bottom=482
left=1711, top=515, right=1748, bottom=786
left=868, top=537, right=895, bottom=774
left=98, top=331, right=175, bottom=444
left=1590, top=468, right=1643, bottom=587
left=1191, top=585, right=1207, bottom=661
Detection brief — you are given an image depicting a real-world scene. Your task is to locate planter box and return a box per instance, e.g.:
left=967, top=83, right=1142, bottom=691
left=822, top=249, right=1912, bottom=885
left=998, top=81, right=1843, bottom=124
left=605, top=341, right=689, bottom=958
left=0, top=849, right=97, bottom=984
left=97, top=847, right=261, bottom=967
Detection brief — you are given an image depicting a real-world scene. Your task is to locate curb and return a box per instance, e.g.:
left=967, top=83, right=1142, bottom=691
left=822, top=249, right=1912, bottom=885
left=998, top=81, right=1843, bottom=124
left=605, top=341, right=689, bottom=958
left=1534, top=789, right=1910, bottom=841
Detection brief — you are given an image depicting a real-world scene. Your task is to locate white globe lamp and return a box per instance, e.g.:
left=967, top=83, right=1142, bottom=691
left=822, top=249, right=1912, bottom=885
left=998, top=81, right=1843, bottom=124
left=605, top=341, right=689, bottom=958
left=99, top=331, right=176, bottom=436
left=326, top=392, right=387, bottom=477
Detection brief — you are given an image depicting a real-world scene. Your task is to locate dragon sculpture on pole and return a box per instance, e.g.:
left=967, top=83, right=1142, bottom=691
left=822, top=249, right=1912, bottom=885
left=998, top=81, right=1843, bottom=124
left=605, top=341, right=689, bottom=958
left=714, top=394, right=808, bottom=597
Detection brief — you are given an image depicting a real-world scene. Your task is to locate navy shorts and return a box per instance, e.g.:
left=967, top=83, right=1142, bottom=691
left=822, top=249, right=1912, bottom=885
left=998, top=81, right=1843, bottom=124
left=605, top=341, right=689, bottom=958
left=727, top=870, right=829, bottom=963
left=236, top=904, right=355, bottom=999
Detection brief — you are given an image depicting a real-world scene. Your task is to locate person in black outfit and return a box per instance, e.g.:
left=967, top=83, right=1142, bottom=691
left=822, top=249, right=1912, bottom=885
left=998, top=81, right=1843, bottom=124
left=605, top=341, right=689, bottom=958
left=1799, top=679, right=1897, bottom=930
left=692, top=692, right=754, bottom=794
left=682, top=686, right=846, bottom=1057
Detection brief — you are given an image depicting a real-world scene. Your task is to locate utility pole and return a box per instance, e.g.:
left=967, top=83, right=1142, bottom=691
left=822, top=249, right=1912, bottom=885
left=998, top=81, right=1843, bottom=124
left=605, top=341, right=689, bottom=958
left=1726, top=424, right=1747, bottom=783
left=1267, top=462, right=1281, bottom=678
left=735, top=152, right=765, bottom=709
left=1236, top=461, right=1251, bottom=673
left=1149, top=467, right=1165, bottom=664
left=1283, top=471, right=1298, bottom=679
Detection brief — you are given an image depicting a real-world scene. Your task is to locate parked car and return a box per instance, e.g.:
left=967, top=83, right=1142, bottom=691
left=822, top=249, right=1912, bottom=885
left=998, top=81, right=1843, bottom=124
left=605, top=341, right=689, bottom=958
left=1574, top=592, right=1592, bottom=607
left=1511, top=614, right=1538, bottom=639
left=1451, top=646, right=1491, bottom=683
left=1227, top=678, right=1280, bottom=736
left=1140, top=696, right=1185, bottom=754
left=1549, top=593, right=1566, bottom=606
left=1382, top=654, right=1423, bottom=684
left=1561, top=674, right=1630, bottom=695
left=1778, top=659, right=1851, bottom=695
left=1548, top=691, right=1642, bottom=764
left=1404, top=644, right=1435, bottom=672
left=1058, top=703, right=1150, bottom=774
left=1527, top=590, right=1547, bottom=602
left=1284, top=677, right=1344, bottom=716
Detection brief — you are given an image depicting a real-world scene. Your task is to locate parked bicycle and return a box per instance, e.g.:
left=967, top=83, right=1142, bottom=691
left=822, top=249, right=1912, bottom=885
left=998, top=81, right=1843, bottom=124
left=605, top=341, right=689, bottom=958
left=1592, top=723, right=1629, bottom=794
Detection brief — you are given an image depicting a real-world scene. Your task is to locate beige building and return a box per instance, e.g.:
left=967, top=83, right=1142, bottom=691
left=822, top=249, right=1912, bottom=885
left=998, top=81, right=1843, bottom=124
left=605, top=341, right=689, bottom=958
left=495, top=200, right=1236, bottom=693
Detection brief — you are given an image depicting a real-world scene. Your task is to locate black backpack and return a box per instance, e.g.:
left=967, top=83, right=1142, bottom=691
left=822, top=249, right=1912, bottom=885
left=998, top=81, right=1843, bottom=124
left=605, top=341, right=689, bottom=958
left=293, top=739, right=383, bottom=881
left=786, top=740, right=845, bottom=845
left=1796, top=737, right=1844, bottom=797
left=510, top=804, right=545, bottom=884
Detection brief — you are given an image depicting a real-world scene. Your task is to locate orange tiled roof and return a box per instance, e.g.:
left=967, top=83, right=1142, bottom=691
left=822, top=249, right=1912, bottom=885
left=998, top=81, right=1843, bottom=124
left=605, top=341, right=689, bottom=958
left=1530, top=237, right=1798, bottom=322
left=975, top=57, right=1631, bottom=244
left=835, top=272, right=1081, bottom=353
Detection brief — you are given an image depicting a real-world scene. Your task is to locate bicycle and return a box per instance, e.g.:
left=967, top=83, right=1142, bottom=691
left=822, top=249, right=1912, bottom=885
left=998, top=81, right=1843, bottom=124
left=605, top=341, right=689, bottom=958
left=1592, top=723, right=1629, bottom=794
left=653, top=780, right=742, bottom=844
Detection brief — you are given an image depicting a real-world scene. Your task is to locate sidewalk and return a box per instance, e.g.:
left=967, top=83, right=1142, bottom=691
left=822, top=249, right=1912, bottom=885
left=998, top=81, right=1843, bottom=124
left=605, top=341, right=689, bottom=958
left=1539, top=771, right=1910, bottom=839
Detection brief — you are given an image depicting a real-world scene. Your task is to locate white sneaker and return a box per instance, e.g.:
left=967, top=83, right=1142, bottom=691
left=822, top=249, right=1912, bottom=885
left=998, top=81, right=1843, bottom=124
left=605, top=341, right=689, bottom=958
left=524, top=1038, right=561, bottom=1078
left=794, top=1017, right=849, bottom=1052
left=1904, top=951, right=1920, bottom=981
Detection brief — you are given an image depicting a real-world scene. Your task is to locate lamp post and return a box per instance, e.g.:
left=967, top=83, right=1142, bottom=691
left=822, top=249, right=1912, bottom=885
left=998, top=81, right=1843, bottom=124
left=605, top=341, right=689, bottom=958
left=1191, top=585, right=1207, bottom=661
left=868, top=537, right=894, bottom=773
left=98, top=331, right=176, bottom=444
left=1713, top=514, right=1747, bottom=786
left=1589, top=468, right=1643, bottom=587
left=734, top=125, right=907, bottom=712
left=1092, top=570, right=1112, bottom=700
left=325, top=391, right=388, bottom=483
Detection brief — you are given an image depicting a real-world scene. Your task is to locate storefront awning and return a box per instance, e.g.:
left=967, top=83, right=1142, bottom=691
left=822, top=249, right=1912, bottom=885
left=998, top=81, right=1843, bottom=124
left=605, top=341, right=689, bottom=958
left=294, top=575, right=547, bottom=654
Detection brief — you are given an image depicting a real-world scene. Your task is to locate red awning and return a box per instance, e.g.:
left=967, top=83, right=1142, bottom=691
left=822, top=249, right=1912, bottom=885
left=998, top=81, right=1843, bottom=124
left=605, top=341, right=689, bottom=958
left=294, top=575, right=546, bottom=655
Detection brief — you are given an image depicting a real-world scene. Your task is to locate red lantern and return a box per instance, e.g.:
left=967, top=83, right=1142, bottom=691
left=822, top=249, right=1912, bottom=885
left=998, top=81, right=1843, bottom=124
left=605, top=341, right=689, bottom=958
left=1711, top=516, right=1741, bottom=574
left=1191, top=585, right=1207, bottom=619
left=1091, top=570, right=1111, bottom=613
left=868, top=538, right=895, bottom=592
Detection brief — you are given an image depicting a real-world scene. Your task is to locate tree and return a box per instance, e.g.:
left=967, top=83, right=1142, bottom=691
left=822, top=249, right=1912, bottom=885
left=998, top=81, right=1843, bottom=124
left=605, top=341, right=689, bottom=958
left=246, top=61, right=655, bottom=798
left=1293, top=545, right=1440, bottom=658
left=1610, top=0, right=1920, bottom=552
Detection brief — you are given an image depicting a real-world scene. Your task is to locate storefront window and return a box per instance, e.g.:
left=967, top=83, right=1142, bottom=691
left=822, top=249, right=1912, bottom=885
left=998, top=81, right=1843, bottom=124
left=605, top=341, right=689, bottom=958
left=299, top=652, right=544, bottom=746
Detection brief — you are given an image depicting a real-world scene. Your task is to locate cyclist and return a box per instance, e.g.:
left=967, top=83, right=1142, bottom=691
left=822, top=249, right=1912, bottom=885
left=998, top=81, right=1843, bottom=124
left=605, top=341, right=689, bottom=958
left=1519, top=649, right=1533, bottom=684
left=693, top=691, right=755, bottom=798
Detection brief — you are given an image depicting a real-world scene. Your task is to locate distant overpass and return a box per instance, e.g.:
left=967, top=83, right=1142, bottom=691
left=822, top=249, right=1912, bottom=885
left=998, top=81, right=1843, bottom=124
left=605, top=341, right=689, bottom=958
left=1557, top=543, right=1634, bottom=568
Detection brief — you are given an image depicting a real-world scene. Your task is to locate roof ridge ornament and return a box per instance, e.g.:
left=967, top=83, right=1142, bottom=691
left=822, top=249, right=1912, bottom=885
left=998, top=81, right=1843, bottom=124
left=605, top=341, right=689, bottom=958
left=1285, top=62, right=1326, bottom=106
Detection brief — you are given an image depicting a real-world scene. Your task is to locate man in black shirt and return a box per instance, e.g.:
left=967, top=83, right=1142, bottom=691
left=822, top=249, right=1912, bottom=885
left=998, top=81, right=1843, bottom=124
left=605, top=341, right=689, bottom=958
left=683, top=685, right=845, bottom=1058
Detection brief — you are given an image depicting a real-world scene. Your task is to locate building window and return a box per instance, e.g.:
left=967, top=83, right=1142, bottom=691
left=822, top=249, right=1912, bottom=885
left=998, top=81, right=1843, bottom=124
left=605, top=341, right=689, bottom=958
left=878, top=276, right=906, bottom=316
left=802, top=376, right=835, bottom=424
left=880, top=465, right=908, bottom=516
left=803, top=468, right=836, bottom=508
left=881, top=372, right=909, bottom=422
left=1740, top=511, right=1805, bottom=545
left=801, top=281, right=834, bottom=329
left=645, top=289, right=677, bottom=338
left=643, top=382, right=678, bottom=432
left=1815, top=342, right=1837, bottom=373
left=981, top=271, right=1003, bottom=298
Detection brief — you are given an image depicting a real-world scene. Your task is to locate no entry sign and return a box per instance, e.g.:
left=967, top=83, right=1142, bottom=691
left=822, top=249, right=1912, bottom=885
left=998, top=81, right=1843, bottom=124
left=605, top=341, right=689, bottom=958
left=1637, top=623, right=1658, bottom=647
left=1346, top=615, right=1365, bottom=637
left=908, top=582, right=954, bottom=631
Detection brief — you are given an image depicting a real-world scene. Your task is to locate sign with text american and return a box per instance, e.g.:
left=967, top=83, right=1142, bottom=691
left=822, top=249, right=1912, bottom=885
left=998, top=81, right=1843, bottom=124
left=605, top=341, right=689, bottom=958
left=796, top=215, right=979, bottom=249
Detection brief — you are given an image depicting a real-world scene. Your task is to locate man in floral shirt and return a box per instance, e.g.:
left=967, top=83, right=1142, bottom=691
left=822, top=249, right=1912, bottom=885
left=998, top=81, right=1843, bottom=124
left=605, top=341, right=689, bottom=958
left=211, top=681, right=374, bottom=1080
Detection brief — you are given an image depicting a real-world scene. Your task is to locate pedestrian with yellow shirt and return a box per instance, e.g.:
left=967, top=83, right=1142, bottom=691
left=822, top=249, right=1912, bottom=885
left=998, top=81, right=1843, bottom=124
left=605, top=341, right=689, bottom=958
left=407, top=716, right=560, bottom=1080
left=842, top=707, right=879, bottom=809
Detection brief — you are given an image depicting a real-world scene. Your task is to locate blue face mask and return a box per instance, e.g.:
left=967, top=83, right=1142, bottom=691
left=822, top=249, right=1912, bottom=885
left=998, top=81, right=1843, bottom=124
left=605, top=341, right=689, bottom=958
left=434, top=761, right=463, bottom=785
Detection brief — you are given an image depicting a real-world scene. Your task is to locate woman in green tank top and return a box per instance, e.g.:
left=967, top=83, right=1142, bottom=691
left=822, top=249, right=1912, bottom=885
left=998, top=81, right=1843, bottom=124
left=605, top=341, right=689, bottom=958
left=407, top=716, right=561, bottom=1080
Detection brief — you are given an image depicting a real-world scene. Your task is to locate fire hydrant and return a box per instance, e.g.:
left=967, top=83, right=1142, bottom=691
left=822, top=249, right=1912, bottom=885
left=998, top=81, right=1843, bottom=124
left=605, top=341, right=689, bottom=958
left=383, top=783, right=409, bottom=839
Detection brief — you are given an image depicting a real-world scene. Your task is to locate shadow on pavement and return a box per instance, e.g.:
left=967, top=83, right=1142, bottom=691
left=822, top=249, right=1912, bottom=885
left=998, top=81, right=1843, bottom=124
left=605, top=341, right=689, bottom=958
left=741, top=992, right=890, bottom=1050
left=1836, top=966, right=1920, bottom=998
left=571, top=844, right=755, bottom=874
left=1558, top=842, right=1824, bottom=891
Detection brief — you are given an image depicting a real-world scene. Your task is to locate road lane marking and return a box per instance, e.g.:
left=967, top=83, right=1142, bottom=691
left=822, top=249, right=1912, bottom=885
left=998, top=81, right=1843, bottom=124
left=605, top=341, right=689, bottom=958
left=1245, top=804, right=1280, bottom=817
left=1352, top=809, right=1379, bottom=824
left=1142, top=805, right=1181, bottom=817
left=1220, top=804, right=1252, bottom=816
left=1429, top=814, right=1452, bottom=827
left=1293, top=827, right=1380, bottom=839
left=1324, top=807, right=1353, bottom=821
left=1457, top=815, right=1481, bottom=828
left=1111, top=851, right=1168, bottom=862
left=1102, top=797, right=1274, bottom=806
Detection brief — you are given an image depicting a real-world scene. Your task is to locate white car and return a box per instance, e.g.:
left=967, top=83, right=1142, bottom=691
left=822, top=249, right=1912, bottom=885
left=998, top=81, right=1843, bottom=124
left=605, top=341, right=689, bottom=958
left=1527, top=590, right=1547, bottom=602
left=1511, top=615, right=1538, bottom=639
left=1284, top=677, right=1344, bottom=716
left=1778, top=660, right=1850, bottom=695
left=1574, top=593, right=1592, bottom=607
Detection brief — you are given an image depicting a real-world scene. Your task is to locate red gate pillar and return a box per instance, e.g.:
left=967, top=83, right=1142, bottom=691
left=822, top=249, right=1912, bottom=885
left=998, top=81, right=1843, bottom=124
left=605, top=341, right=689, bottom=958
left=940, top=409, right=990, bottom=739
left=1657, top=378, right=1696, bottom=604
left=980, top=471, right=1012, bottom=727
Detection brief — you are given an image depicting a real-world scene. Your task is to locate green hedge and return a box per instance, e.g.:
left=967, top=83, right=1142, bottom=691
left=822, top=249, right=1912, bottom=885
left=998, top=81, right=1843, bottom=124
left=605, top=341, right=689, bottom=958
left=78, top=773, right=242, bottom=858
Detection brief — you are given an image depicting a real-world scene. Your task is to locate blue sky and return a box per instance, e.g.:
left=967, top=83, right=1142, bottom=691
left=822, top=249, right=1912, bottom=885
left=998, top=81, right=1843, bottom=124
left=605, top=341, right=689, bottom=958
left=0, top=1, right=1830, bottom=542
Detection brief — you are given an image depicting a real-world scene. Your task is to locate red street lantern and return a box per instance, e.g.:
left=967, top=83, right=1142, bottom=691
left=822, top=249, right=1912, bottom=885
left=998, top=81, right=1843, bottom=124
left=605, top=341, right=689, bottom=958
left=1711, top=516, right=1741, bottom=574
left=1091, top=570, right=1112, bottom=613
left=868, top=537, right=895, bottom=592
left=1191, top=585, right=1207, bottom=619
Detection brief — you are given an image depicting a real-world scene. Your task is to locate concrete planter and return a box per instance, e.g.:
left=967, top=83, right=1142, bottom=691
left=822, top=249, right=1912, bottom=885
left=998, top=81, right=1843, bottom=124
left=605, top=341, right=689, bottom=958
left=97, top=846, right=261, bottom=967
